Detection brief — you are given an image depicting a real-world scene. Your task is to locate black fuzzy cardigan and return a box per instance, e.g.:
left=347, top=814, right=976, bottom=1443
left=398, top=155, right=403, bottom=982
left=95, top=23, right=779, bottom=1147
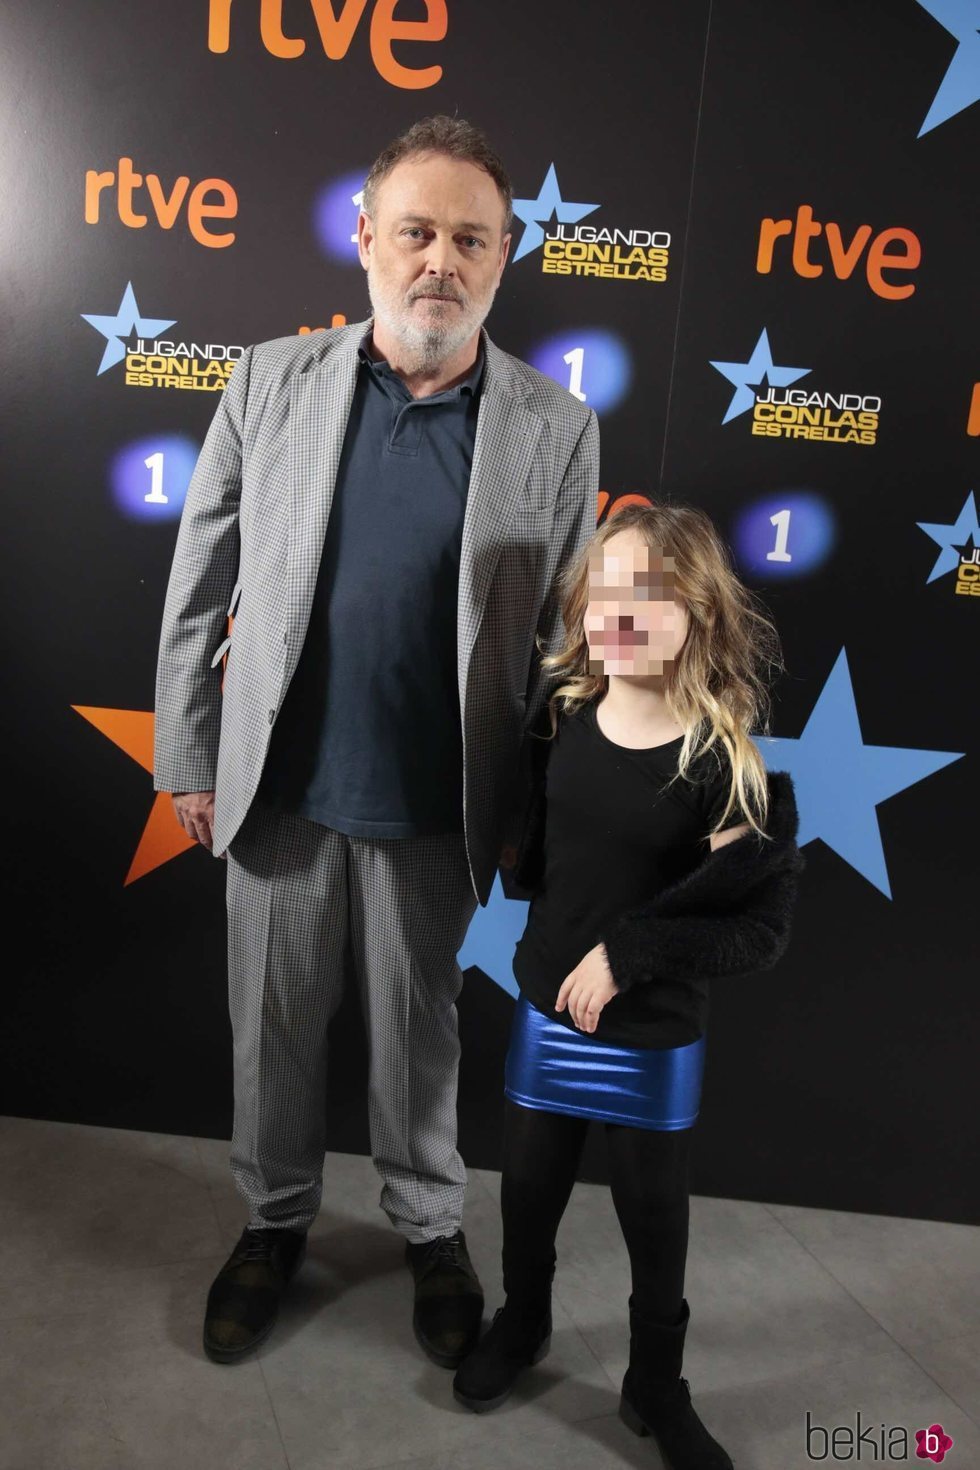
left=512, top=754, right=805, bottom=1002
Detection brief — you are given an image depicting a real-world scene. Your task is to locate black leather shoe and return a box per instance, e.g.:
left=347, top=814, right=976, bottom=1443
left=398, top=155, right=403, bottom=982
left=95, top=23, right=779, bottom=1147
left=405, top=1229, right=484, bottom=1368
left=453, top=1300, right=552, bottom=1412
left=203, top=1225, right=307, bottom=1364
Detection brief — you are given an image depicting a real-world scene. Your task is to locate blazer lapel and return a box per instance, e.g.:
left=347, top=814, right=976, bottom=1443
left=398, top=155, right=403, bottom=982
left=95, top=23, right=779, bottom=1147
left=458, top=331, right=544, bottom=703
left=285, top=323, right=363, bottom=687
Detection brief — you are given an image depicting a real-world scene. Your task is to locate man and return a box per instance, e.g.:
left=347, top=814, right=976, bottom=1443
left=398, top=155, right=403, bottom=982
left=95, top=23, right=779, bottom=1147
left=154, top=115, right=599, bottom=1367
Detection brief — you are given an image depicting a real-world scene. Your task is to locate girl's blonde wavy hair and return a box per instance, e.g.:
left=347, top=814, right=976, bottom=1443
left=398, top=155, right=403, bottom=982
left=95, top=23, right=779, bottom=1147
left=537, top=502, right=784, bottom=840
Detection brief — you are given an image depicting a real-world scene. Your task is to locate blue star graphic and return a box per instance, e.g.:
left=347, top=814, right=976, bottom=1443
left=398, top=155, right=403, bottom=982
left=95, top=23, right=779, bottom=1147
left=511, top=163, right=600, bottom=264
left=916, top=0, right=980, bottom=136
left=709, top=329, right=811, bottom=425
left=458, top=873, right=527, bottom=998
left=81, top=282, right=176, bottom=375
left=917, top=490, right=980, bottom=581
left=758, top=648, right=963, bottom=899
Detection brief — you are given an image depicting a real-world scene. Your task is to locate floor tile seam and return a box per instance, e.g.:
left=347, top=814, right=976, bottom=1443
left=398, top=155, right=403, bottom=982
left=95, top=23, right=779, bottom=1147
left=570, top=1407, right=627, bottom=1428
left=32, top=1378, right=105, bottom=1425
left=907, top=1323, right=980, bottom=1354
left=759, top=1205, right=980, bottom=1359
left=204, top=1190, right=232, bottom=1241
left=847, top=1339, right=980, bottom=1435
left=0, top=1250, right=245, bottom=1319
left=692, top=1337, right=975, bottom=1411
left=339, top=1410, right=626, bottom=1470
left=0, top=1299, right=194, bottom=1329
left=761, top=1198, right=980, bottom=1240
left=465, top=1166, right=500, bottom=1207
left=190, top=1132, right=251, bottom=1243
left=708, top=1308, right=980, bottom=1432
left=90, top=1387, right=133, bottom=1459
left=196, top=1141, right=237, bottom=1240
left=554, top=1295, right=624, bottom=1394
left=0, top=1113, right=212, bottom=1154
left=312, top=1404, right=626, bottom=1470
left=256, top=1352, right=297, bottom=1470
left=78, top=1372, right=238, bottom=1463
left=899, top=1341, right=980, bottom=1431
left=757, top=1198, right=930, bottom=1343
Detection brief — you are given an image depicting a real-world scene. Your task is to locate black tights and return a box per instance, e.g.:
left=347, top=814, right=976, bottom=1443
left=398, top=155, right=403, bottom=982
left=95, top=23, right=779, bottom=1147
left=500, top=1097, right=691, bottom=1324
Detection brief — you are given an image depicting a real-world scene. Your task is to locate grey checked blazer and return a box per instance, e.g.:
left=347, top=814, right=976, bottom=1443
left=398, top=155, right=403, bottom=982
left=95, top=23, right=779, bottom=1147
left=153, top=317, right=600, bottom=906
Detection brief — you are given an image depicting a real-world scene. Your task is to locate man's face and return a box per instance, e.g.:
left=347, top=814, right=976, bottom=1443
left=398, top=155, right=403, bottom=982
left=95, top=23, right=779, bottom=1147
left=357, top=152, right=511, bottom=368
left=584, top=528, right=689, bottom=678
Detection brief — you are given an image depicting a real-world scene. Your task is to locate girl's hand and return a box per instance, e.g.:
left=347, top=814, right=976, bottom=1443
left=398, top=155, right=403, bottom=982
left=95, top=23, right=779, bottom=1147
left=555, top=943, right=620, bottom=1033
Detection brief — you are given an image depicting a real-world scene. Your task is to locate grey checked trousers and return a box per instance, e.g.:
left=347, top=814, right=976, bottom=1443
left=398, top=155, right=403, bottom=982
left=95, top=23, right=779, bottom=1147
left=225, top=799, right=480, bottom=1243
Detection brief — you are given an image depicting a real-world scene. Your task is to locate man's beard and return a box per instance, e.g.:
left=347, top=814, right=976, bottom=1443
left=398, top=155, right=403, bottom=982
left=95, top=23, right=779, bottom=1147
left=366, top=269, right=496, bottom=373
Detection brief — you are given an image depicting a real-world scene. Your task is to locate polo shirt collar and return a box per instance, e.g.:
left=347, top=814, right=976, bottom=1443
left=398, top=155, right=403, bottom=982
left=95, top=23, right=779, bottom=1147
left=357, top=322, right=485, bottom=399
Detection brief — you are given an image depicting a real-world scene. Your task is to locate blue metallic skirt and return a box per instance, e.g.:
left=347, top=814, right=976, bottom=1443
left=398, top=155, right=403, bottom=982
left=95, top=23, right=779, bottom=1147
left=504, top=994, right=706, bottom=1131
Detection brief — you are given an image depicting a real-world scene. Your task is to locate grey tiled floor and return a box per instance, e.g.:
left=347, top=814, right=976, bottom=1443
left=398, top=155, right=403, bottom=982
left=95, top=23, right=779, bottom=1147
left=0, top=1115, right=977, bottom=1470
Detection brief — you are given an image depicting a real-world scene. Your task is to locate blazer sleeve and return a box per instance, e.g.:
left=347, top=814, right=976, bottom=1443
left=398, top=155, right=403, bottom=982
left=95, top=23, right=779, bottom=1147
left=509, top=728, right=551, bottom=890
left=498, top=408, right=599, bottom=854
left=522, top=408, right=600, bottom=740
left=599, top=855, right=804, bottom=995
left=152, top=344, right=254, bottom=794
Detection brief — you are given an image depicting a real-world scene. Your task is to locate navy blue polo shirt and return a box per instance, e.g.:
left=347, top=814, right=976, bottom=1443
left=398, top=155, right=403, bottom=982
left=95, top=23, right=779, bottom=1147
left=257, top=330, right=484, bottom=837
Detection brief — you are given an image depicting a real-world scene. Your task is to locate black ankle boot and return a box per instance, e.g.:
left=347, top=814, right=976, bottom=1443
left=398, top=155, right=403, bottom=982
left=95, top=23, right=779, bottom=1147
left=618, top=1299, right=733, bottom=1470
left=452, top=1295, right=552, bottom=1412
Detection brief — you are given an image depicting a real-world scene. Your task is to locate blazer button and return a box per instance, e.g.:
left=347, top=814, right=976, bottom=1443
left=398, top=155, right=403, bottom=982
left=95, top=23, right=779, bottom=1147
left=268, top=708, right=276, bottom=724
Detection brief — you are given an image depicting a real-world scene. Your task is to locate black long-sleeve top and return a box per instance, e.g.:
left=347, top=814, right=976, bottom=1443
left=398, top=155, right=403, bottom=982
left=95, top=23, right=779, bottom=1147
left=510, top=700, right=805, bottom=1048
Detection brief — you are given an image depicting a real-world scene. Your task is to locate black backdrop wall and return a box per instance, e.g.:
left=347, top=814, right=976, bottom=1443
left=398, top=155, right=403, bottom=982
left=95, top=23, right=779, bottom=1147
left=2, top=1, right=977, bottom=1224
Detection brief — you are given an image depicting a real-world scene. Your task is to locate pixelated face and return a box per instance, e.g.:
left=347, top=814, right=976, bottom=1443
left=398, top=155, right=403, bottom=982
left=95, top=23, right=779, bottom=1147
left=357, top=153, right=511, bottom=364
left=584, top=528, right=689, bottom=677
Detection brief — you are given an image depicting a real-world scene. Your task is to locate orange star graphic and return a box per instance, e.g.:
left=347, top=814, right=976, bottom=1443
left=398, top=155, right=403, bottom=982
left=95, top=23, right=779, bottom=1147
left=71, top=707, right=196, bottom=885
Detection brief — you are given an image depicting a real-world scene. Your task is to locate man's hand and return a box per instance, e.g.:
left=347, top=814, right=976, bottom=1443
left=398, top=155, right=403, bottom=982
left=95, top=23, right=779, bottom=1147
left=173, top=790, right=219, bottom=854
left=555, top=943, right=620, bottom=1033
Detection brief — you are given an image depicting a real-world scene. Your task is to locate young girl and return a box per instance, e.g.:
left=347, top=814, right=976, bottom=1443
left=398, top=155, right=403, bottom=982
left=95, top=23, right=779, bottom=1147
left=452, top=503, right=804, bottom=1470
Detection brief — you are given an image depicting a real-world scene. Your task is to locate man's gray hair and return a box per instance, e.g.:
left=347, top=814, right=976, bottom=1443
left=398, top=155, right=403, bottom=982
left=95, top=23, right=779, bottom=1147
left=362, top=114, right=513, bottom=233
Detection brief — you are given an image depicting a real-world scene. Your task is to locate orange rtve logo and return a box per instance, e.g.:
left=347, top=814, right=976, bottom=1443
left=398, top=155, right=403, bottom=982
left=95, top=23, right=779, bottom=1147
left=206, top=0, right=448, bottom=90
left=85, top=158, right=237, bottom=249
left=756, top=204, right=921, bottom=301
left=299, top=315, right=349, bottom=333
left=599, top=491, right=652, bottom=522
